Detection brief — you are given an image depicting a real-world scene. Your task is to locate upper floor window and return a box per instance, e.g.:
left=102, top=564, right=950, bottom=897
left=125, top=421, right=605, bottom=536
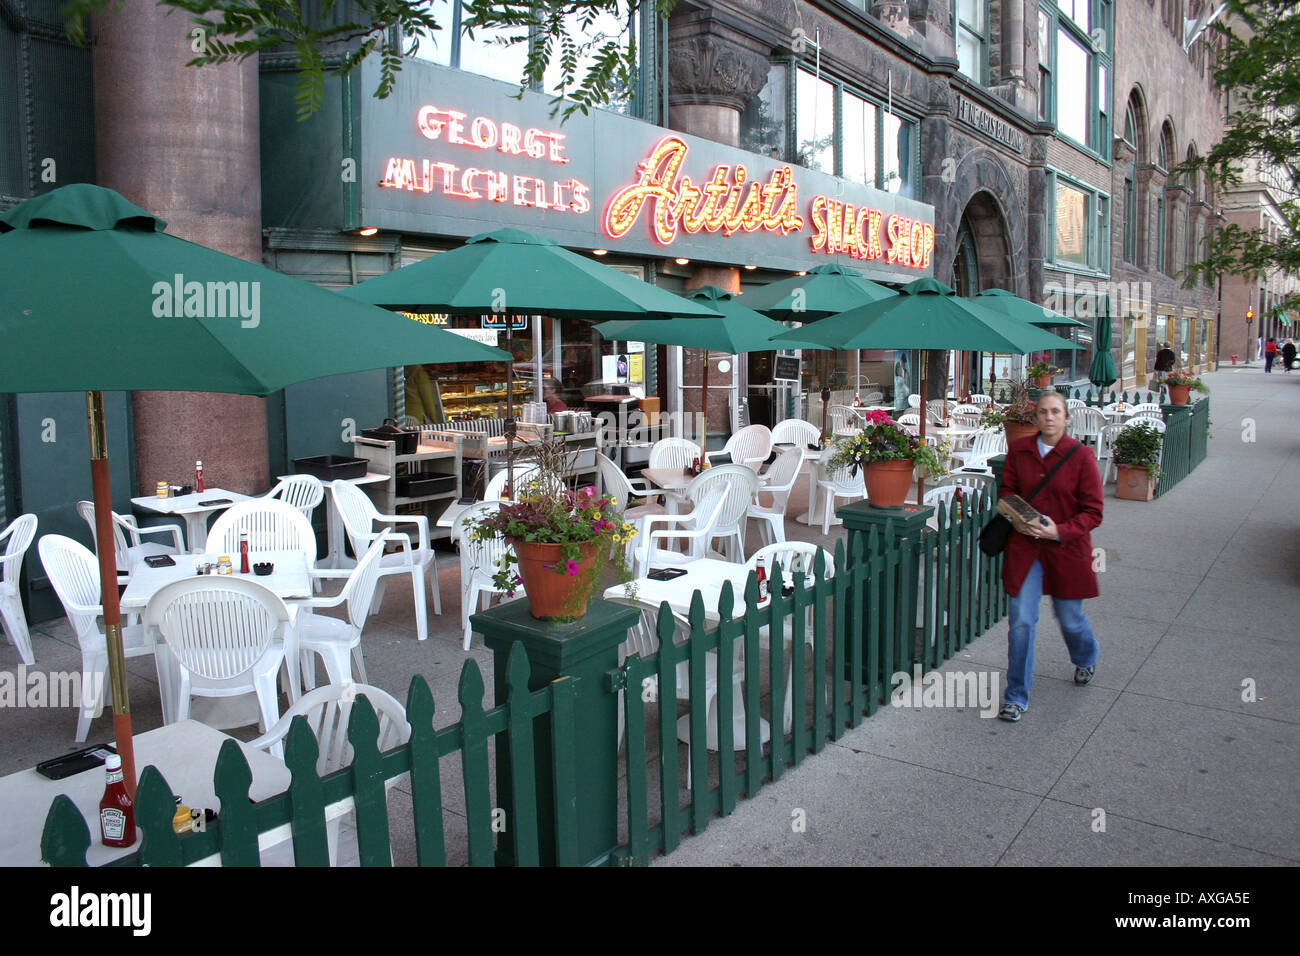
left=1049, top=171, right=1110, bottom=271
left=793, top=66, right=916, bottom=196
left=955, top=0, right=988, bottom=82
left=1039, top=1, right=1113, bottom=158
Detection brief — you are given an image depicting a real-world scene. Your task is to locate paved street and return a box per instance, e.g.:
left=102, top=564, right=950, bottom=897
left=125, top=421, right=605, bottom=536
left=658, top=361, right=1300, bottom=867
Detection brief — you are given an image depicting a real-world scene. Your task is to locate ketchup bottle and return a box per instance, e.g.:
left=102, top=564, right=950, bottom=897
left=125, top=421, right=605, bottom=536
left=100, top=754, right=136, bottom=848
left=239, top=530, right=250, bottom=574
left=754, top=564, right=768, bottom=601
left=194, top=460, right=204, bottom=494
left=691, top=456, right=701, bottom=476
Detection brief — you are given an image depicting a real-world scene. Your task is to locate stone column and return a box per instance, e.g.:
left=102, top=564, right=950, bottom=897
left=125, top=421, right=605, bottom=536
left=94, top=0, right=268, bottom=500
left=1165, top=183, right=1191, bottom=278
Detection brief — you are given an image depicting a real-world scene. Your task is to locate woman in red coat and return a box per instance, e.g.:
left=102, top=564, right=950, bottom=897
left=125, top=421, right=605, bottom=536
left=996, top=391, right=1104, bottom=721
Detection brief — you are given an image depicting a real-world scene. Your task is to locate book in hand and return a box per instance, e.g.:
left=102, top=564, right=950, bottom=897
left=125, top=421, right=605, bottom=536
left=996, top=495, right=1048, bottom=532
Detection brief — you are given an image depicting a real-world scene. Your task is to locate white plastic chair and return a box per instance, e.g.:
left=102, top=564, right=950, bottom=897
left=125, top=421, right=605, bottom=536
left=1127, top=409, right=1164, bottom=425
left=648, top=437, right=701, bottom=471
left=483, top=464, right=538, bottom=501
left=706, top=424, right=773, bottom=472
left=968, top=394, right=993, bottom=406
left=1068, top=406, right=1107, bottom=447
left=265, top=474, right=325, bottom=523
left=771, top=419, right=823, bottom=520
left=596, top=453, right=665, bottom=521
left=952, top=429, right=1007, bottom=470
left=633, top=485, right=730, bottom=577
left=828, top=405, right=860, bottom=435
left=291, top=534, right=390, bottom=699
left=747, top=446, right=803, bottom=546
left=896, top=412, right=921, bottom=435
left=145, top=576, right=289, bottom=746
left=907, top=394, right=921, bottom=408
left=0, top=514, right=38, bottom=664
left=208, top=499, right=318, bottom=566
left=861, top=391, right=884, bottom=404
left=453, top=502, right=521, bottom=650
left=250, top=682, right=410, bottom=865
left=937, top=472, right=996, bottom=499
left=77, top=500, right=183, bottom=582
left=1066, top=398, right=1087, bottom=411
left=1128, top=403, right=1162, bottom=415
left=683, top=464, right=760, bottom=563
left=926, top=399, right=954, bottom=423
left=331, top=482, right=442, bottom=641
left=815, top=448, right=866, bottom=533
left=1097, top=423, right=1128, bottom=483
left=39, top=534, right=156, bottom=741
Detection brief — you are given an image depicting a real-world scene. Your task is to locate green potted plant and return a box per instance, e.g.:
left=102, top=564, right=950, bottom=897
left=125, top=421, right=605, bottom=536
left=1026, top=354, right=1064, bottom=388
left=467, top=442, right=637, bottom=621
left=979, top=379, right=1040, bottom=444
left=1112, top=420, right=1163, bottom=501
left=828, top=409, right=947, bottom=508
left=1163, top=370, right=1209, bottom=406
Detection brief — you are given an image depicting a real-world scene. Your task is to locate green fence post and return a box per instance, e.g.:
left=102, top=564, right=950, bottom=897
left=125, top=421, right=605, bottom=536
left=474, top=597, right=638, bottom=867
left=837, top=500, right=933, bottom=692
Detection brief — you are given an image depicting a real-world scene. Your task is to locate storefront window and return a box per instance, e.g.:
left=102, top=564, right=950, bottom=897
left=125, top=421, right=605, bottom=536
left=1121, top=314, right=1137, bottom=383
left=796, top=68, right=835, bottom=173
left=1179, top=316, right=1190, bottom=366
left=1055, top=182, right=1088, bottom=266
left=1199, top=318, right=1212, bottom=367
left=842, top=91, right=877, bottom=187
left=739, top=62, right=788, bottom=160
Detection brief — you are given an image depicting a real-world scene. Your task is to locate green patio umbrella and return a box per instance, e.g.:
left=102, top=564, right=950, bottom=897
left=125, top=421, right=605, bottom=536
left=594, top=286, right=828, bottom=434
left=974, top=288, right=1087, bottom=328
left=1088, top=296, right=1118, bottom=389
left=0, top=184, right=512, bottom=792
left=773, top=277, right=1079, bottom=499
left=343, top=228, right=719, bottom=482
left=741, top=262, right=897, bottom=321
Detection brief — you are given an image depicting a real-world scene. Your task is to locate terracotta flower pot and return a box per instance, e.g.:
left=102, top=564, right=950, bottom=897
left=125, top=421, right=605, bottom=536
left=1114, top=465, right=1156, bottom=501
left=1033, top=374, right=1052, bottom=388
left=511, top=539, right=602, bottom=621
left=864, top=459, right=915, bottom=508
left=1004, top=421, right=1039, bottom=444
left=1168, top=384, right=1191, bottom=405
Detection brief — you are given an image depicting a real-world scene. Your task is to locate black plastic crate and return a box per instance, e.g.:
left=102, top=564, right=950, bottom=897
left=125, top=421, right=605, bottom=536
left=396, top=473, right=457, bottom=497
left=293, top=455, right=367, bottom=481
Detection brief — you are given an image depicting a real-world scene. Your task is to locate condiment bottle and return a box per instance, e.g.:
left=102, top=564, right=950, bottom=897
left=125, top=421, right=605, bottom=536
left=854, top=394, right=862, bottom=407
left=99, top=754, right=135, bottom=848
left=239, top=531, right=250, bottom=574
left=954, top=486, right=964, bottom=520
left=217, top=555, right=232, bottom=575
left=754, top=564, right=768, bottom=601
left=194, top=460, right=204, bottom=493
left=691, top=456, right=701, bottom=476
left=156, top=480, right=169, bottom=499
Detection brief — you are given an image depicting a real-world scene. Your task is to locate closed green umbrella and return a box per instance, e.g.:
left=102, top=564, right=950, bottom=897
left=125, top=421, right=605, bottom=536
left=1089, top=296, right=1117, bottom=389
left=0, top=184, right=512, bottom=792
left=773, top=277, right=1079, bottom=499
left=594, top=286, right=828, bottom=433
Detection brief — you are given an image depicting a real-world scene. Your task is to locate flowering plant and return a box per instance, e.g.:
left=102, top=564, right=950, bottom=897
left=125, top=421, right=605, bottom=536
left=979, top=379, right=1038, bottom=427
left=1163, top=371, right=1209, bottom=392
left=466, top=441, right=637, bottom=603
left=1026, top=354, right=1064, bottom=378
left=827, top=408, right=948, bottom=478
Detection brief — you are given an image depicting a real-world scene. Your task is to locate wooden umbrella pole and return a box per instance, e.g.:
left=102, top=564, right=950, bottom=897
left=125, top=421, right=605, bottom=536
left=701, top=348, right=710, bottom=451
left=505, top=326, right=515, bottom=495
left=86, top=391, right=136, bottom=798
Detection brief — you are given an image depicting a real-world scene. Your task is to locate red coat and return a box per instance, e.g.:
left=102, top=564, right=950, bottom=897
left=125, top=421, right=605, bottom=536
left=998, top=434, right=1104, bottom=600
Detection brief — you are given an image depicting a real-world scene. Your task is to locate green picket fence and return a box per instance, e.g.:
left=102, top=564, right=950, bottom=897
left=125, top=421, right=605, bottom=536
left=1157, top=397, right=1210, bottom=496
left=40, top=496, right=1007, bottom=868
left=608, top=492, right=1003, bottom=865
left=40, top=645, right=581, bottom=867
left=1067, top=386, right=1165, bottom=406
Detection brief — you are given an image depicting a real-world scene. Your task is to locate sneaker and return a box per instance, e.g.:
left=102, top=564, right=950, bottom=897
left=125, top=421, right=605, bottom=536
left=998, top=702, right=1024, bottom=722
left=1074, top=665, right=1095, bottom=686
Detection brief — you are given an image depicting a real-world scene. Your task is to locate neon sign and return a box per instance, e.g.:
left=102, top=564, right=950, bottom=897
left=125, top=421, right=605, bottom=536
left=604, top=136, right=804, bottom=244
left=808, top=197, right=933, bottom=268
left=380, top=104, right=590, bottom=214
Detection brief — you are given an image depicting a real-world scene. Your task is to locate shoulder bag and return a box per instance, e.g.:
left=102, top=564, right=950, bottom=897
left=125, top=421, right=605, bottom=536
left=978, top=443, right=1082, bottom=556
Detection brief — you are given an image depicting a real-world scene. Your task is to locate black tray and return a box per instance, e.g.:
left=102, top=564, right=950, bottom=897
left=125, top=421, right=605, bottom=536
left=361, top=419, right=420, bottom=455
left=396, top=474, right=457, bottom=497
left=293, top=455, right=367, bottom=481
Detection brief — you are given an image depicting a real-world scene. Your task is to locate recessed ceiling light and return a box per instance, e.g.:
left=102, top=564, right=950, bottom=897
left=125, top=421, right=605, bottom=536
left=797, top=270, right=807, bottom=276
left=744, top=264, right=757, bottom=270
left=358, top=227, right=379, bottom=236
left=592, top=249, right=608, bottom=256
left=674, top=257, right=690, bottom=266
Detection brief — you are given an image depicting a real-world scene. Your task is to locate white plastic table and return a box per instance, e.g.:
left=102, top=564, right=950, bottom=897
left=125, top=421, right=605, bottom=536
left=130, top=489, right=249, bottom=553
left=0, top=720, right=291, bottom=866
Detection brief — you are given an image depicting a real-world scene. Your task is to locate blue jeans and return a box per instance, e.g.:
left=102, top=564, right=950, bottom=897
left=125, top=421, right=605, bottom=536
left=1005, top=560, right=1099, bottom=709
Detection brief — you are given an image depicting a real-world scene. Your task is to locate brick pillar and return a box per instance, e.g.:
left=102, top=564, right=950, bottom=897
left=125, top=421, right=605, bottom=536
left=94, top=0, right=268, bottom=499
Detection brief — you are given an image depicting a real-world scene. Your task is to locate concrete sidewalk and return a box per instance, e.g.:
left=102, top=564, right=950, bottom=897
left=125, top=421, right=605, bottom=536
left=657, top=365, right=1300, bottom=867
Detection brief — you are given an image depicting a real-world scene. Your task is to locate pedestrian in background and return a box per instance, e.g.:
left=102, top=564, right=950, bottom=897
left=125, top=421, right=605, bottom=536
left=1153, top=342, right=1176, bottom=386
left=996, top=391, right=1103, bottom=722
left=1264, top=337, right=1278, bottom=373
left=1282, top=339, right=1297, bottom=373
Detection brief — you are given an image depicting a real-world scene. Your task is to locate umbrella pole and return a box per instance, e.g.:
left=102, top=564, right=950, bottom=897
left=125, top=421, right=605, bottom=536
left=701, top=348, right=710, bottom=450
left=917, top=352, right=928, bottom=505
left=505, top=327, right=515, bottom=495
left=86, top=391, right=136, bottom=798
